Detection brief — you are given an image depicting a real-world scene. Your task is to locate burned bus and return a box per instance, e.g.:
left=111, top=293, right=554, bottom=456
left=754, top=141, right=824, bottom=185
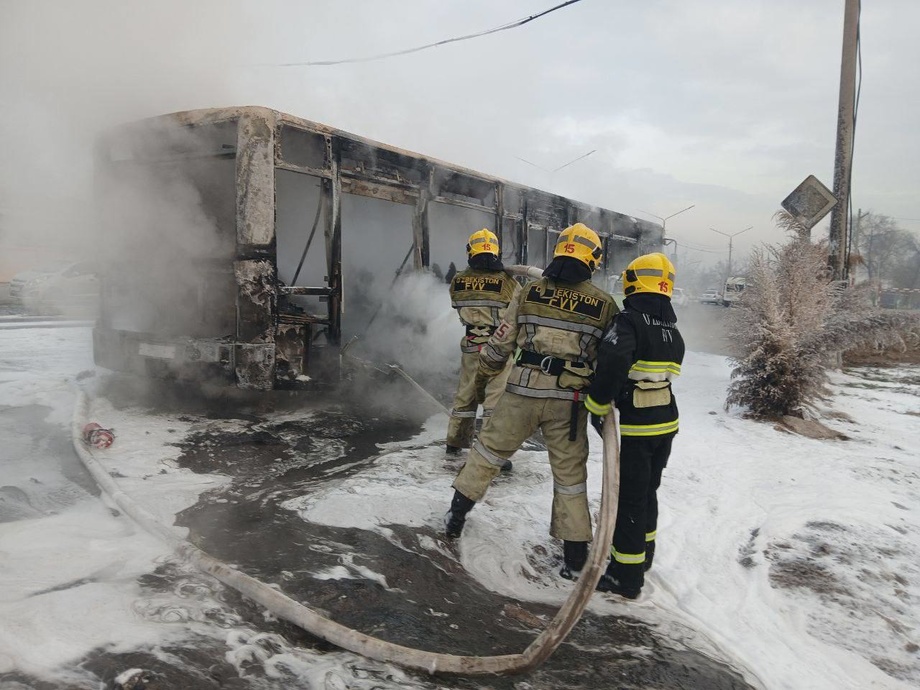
left=92, top=106, right=661, bottom=390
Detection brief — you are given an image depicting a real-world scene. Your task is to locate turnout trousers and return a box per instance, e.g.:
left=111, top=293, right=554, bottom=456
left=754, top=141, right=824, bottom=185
left=453, top=390, right=592, bottom=542
left=610, top=432, right=675, bottom=589
left=446, top=349, right=512, bottom=449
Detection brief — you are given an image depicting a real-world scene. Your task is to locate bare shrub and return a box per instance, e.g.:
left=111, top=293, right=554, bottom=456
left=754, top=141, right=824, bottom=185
left=726, top=232, right=919, bottom=419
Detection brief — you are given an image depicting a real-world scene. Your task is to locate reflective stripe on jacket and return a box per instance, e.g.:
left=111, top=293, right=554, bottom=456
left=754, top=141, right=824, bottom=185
left=450, top=269, right=520, bottom=353
left=480, top=277, right=618, bottom=401
left=587, top=300, right=685, bottom=435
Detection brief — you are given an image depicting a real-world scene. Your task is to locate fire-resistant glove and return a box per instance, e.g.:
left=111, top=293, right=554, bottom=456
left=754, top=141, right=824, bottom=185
left=584, top=394, right=612, bottom=437
left=476, top=360, right=503, bottom=405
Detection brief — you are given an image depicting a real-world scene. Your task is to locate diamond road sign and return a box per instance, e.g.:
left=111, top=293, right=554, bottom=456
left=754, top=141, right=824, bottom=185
left=781, top=175, right=837, bottom=230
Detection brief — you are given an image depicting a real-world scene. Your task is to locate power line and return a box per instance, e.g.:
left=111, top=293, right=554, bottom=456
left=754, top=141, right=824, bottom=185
left=680, top=243, right=723, bottom=254
left=515, top=149, right=596, bottom=173
left=277, top=0, right=587, bottom=67
left=552, top=149, right=595, bottom=172
left=515, top=156, right=550, bottom=171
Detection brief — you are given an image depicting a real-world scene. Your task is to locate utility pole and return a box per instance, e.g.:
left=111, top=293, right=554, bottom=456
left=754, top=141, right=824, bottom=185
left=828, top=0, right=860, bottom=281
left=710, top=226, right=753, bottom=279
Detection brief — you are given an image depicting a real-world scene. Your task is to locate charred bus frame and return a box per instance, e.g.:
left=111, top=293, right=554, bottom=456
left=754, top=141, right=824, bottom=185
left=93, top=106, right=661, bottom=390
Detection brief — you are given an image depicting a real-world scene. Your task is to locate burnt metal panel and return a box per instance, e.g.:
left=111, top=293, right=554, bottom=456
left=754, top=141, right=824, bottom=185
left=413, top=166, right=433, bottom=269
left=237, top=110, right=275, bottom=249
left=501, top=216, right=524, bottom=265
left=275, top=160, right=331, bottom=179
left=278, top=125, right=327, bottom=170
left=93, top=328, right=233, bottom=383
left=275, top=322, right=309, bottom=386
left=502, top=186, right=523, bottom=218
left=323, top=155, right=343, bottom=345
left=234, top=343, right=276, bottom=391
left=340, top=178, right=417, bottom=205
left=338, top=138, right=427, bottom=188
left=524, top=189, right=568, bottom=231
left=235, top=259, right=276, bottom=342
left=234, top=259, right=276, bottom=388
left=432, top=169, right=496, bottom=208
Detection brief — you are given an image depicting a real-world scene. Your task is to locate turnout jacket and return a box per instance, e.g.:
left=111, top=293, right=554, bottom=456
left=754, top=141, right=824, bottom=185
left=587, top=293, right=685, bottom=436
left=450, top=268, right=520, bottom=353
left=479, top=277, right=619, bottom=401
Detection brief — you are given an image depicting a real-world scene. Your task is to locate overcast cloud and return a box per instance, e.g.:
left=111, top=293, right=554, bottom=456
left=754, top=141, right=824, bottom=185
left=1, top=0, right=918, bottom=264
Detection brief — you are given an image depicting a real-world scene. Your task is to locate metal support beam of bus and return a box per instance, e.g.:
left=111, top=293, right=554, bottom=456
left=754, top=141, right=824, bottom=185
left=71, top=386, right=620, bottom=676
left=279, top=286, right=332, bottom=296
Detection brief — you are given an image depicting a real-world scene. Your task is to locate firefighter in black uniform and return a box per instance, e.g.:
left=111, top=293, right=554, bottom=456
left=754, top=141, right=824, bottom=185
left=585, top=252, right=685, bottom=599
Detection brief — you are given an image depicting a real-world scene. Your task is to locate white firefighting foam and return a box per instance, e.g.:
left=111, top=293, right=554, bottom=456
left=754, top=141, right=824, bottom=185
left=1, top=325, right=918, bottom=689
left=294, top=351, right=920, bottom=690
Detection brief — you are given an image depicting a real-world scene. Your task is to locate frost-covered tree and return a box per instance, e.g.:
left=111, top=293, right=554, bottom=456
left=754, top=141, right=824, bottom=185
left=726, top=219, right=919, bottom=419
left=852, top=212, right=920, bottom=287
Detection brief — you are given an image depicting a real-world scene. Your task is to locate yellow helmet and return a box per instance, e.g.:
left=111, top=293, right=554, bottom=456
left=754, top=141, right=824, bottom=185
left=553, top=223, right=603, bottom=272
left=467, top=228, right=500, bottom=258
left=623, top=252, right=676, bottom=298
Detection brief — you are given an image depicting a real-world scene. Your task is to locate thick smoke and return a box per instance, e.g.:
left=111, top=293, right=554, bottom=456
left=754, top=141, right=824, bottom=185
left=0, top=0, right=247, bottom=312
left=0, top=1, right=687, bottom=402
left=97, top=122, right=237, bottom=335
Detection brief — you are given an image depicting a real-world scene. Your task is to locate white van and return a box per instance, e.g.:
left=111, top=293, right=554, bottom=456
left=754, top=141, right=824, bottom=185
left=672, top=287, right=688, bottom=307
left=722, top=276, right=746, bottom=306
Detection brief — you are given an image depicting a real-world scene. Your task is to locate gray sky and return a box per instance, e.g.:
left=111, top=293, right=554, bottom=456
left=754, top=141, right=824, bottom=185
left=1, top=0, right=918, bottom=265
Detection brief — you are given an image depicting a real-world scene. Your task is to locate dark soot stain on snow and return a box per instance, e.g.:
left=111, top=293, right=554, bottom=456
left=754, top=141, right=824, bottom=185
left=166, top=407, right=752, bottom=689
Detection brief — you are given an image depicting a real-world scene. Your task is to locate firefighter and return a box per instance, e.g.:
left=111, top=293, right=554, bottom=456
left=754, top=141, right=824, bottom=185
left=446, top=229, right=521, bottom=455
left=585, top=252, right=685, bottom=599
left=444, top=223, right=619, bottom=580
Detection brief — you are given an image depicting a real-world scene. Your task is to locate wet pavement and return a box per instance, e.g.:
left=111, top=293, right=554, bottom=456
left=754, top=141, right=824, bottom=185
left=1, top=354, right=753, bottom=690
left=159, top=375, right=752, bottom=690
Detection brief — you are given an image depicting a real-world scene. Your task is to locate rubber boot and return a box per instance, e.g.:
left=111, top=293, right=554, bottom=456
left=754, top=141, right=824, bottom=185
left=596, top=561, right=642, bottom=599
left=444, top=490, right=475, bottom=539
left=559, top=540, right=589, bottom=580
left=644, top=540, right=655, bottom=572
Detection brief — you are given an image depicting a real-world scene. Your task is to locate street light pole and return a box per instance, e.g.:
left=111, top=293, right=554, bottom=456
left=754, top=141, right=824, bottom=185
left=637, top=205, right=695, bottom=265
left=638, top=204, right=696, bottom=237
left=710, top=226, right=753, bottom=278
left=661, top=237, right=679, bottom=267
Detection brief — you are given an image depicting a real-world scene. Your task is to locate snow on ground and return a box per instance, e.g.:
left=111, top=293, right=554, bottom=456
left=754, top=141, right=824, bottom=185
left=0, top=326, right=442, bottom=689
left=1, top=323, right=918, bottom=689
left=293, top=351, right=920, bottom=690
left=0, top=326, right=223, bottom=685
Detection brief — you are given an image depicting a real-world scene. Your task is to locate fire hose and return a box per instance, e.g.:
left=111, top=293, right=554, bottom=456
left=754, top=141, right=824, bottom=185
left=72, top=260, right=620, bottom=674
left=73, top=391, right=618, bottom=675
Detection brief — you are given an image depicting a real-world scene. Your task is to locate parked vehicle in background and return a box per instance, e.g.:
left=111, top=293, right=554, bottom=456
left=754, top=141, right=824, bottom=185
left=9, top=262, right=69, bottom=300
left=672, top=287, right=688, bottom=307
left=9, top=261, right=99, bottom=314
left=722, top=276, right=747, bottom=307
left=699, top=288, right=722, bottom=305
